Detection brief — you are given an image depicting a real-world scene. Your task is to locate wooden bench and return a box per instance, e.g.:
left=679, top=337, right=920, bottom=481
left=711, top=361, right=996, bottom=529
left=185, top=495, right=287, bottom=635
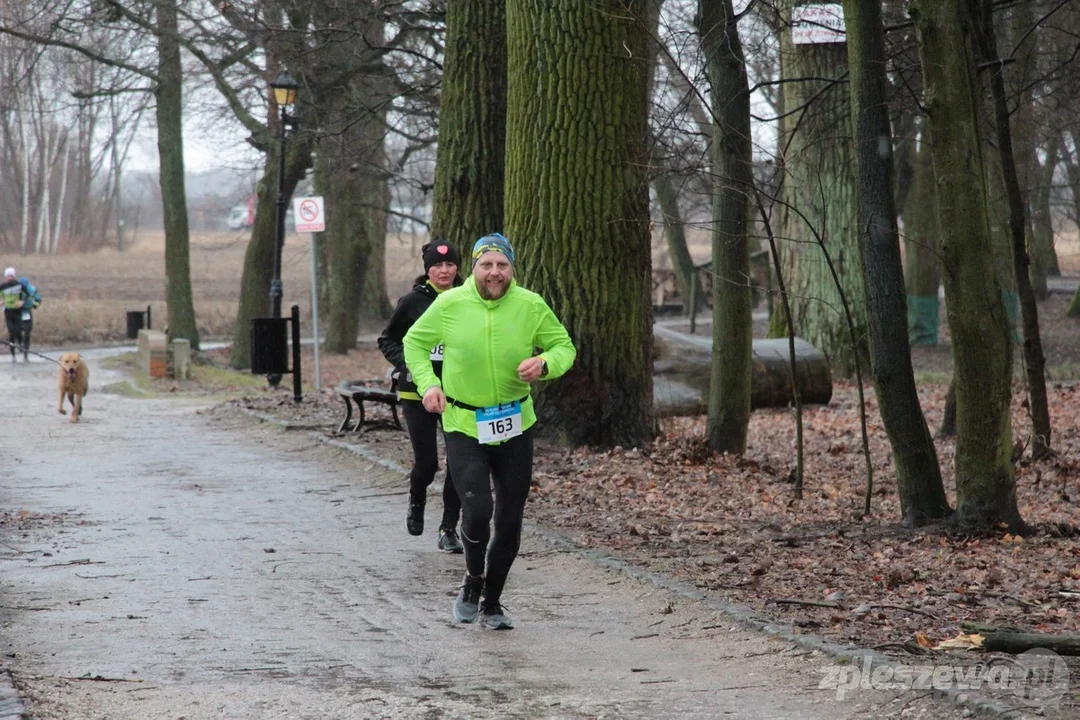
left=335, top=381, right=402, bottom=433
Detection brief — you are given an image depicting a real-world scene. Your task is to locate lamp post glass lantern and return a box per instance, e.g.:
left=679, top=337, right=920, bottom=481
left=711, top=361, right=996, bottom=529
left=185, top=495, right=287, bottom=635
left=267, top=72, right=298, bottom=386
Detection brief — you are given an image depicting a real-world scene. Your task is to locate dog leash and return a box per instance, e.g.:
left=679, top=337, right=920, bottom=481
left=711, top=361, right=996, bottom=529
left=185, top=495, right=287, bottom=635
left=3, top=340, right=61, bottom=365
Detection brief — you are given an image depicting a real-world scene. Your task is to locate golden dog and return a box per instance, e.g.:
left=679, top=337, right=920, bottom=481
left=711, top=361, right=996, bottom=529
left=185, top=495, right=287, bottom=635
left=57, top=353, right=89, bottom=423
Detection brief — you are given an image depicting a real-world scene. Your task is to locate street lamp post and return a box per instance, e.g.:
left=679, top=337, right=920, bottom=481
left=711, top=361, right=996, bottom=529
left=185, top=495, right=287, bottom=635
left=267, top=72, right=298, bottom=387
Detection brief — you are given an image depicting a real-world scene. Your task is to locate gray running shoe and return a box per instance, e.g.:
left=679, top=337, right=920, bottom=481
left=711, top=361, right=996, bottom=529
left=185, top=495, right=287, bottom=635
left=478, top=600, right=514, bottom=630
left=438, top=527, right=464, bottom=553
left=453, top=574, right=484, bottom=623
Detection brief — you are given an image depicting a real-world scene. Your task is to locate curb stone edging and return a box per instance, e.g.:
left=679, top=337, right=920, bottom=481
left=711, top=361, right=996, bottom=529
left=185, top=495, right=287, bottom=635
left=234, top=407, right=1035, bottom=720
left=0, top=669, right=26, bottom=719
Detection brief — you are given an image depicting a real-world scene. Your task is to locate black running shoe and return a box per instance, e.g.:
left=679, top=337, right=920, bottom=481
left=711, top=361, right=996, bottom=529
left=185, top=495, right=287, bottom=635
left=453, top=574, right=484, bottom=623
left=437, top=527, right=464, bottom=554
left=406, top=500, right=424, bottom=536
left=479, top=599, right=514, bottom=630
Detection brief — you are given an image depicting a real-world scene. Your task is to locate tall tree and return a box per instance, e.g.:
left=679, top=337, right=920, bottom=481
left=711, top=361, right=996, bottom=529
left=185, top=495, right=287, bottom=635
left=1030, top=145, right=1060, bottom=293
left=653, top=52, right=712, bottom=317
left=698, top=0, right=752, bottom=454
left=908, top=0, right=1025, bottom=532
left=842, top=0, right=949, bottom=526
left=318, top=5, right=392, bottom=353
left=773, top=0, right=867, bottom=375
left=1064, top=135, right=1080, bottom=317
left=227, top=0, right=313, bottom=368
left=975, top=0, right=1051, bottom=459
left=904, top=137, right=942, bottom=346
left=153, top=0, right=199, bottom=348
left=505, top=0, right=654, bottom=447
left=430, top=0, right=507, bottom=258
left=653, top=170, right=702, bottom=315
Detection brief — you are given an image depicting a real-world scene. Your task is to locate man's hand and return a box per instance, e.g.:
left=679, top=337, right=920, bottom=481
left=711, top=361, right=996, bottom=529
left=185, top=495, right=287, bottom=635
left=517, top=357, right=545, bottom=383
left=13, top=300, right=22, bottom=309
left=422, top=386, right=446, bottom=414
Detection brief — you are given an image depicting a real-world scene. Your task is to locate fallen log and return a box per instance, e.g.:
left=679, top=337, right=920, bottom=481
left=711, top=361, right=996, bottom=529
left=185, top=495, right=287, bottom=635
left=654, top=330, right=832, bottom=417
left=981, top=631, right=1080, bottom=656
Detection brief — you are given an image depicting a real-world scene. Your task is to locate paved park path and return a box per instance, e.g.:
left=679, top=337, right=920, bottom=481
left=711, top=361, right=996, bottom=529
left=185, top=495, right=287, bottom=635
left=0, top=351, right=957, bottom=719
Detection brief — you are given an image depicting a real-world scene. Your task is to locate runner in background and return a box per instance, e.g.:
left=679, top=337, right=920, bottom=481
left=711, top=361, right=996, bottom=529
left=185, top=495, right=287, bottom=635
left=378, top=240, right=464, bottom=553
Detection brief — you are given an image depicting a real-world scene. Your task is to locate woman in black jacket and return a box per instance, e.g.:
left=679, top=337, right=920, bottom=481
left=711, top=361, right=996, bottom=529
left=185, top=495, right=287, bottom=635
left=378, top=240, right=464, bottom=552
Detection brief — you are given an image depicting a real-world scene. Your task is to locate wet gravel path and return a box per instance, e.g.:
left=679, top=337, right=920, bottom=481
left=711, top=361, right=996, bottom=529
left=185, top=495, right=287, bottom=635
left=0, top=352, right=957, bottom=719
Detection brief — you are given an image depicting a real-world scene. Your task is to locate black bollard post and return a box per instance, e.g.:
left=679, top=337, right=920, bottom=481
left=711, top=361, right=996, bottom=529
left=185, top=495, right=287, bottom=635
left=291, top=304, right=302, bottom=402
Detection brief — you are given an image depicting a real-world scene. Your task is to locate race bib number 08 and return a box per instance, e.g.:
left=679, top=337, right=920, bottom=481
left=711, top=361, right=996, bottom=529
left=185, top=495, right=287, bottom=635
left=475, top=401, right=523, bottom=444
left=430, top=344, right=444, bottom=361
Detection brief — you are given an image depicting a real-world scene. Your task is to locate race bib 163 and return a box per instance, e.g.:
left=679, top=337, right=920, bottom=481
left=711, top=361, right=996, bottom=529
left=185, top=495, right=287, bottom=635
left=475, top=401, right=523, bottom=444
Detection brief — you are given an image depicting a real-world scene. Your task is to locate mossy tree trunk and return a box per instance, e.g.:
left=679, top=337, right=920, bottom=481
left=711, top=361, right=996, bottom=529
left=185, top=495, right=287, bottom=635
left=430, top=0, right=507, bottom=261
left=1029, top=148, right=1058, bottom=300
left=909, top=0, right=1026, bottom=533
left=155, top=0, right=199, bottom=349
left=505, top=0, right=654, bottom=447
left=357, top=160, right=392, bottom=322
left=318, top=11, right=392, bottom=352
left=698, top=0, right=752, bottom=454
left=975, top=0, right=1051, bottom=459
left=1032, top=145, right=1060, bottom=288
left=229, top=0, right=313, bottom=370
left=654, top=170, right=702, bottom=315
left=229, top=141, right=313, bottom=369
left=904, top=138, right=942, bottom=347
left=774, top=0, right=867, bottom=376
left=843, top=0, right=950, bottom=525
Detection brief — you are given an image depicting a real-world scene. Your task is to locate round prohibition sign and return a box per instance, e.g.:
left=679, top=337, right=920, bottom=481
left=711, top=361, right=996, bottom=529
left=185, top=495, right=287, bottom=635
left=299, top=199, right=320, bottom=223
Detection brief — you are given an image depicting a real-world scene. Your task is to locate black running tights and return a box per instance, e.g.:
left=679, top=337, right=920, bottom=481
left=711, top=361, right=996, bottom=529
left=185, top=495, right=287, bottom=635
left=444, top=428, right=534, bottom=603
left=402, top=399, right=461, bottom=531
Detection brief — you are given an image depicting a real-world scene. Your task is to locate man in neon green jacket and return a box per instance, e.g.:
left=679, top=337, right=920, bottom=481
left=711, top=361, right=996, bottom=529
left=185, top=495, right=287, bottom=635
left=404, top=233, right=576, bottom=630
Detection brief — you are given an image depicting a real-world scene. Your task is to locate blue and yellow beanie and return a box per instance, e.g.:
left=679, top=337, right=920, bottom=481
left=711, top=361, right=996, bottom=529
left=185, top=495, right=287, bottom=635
left=471, top=233, right=515, bottom=267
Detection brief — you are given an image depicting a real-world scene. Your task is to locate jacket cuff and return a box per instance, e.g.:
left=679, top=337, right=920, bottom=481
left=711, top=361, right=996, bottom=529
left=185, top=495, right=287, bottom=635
left=417, top=380, right=441, bottom=396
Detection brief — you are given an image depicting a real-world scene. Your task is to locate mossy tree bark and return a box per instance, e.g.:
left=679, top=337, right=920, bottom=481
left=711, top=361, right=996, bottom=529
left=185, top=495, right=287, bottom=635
left=1030, top=146, right=1060, bottom=291
left=909, top=0, right=1025, bottom=533
left=430, top=0, right=507, bottom=261
left=842, top=0, right=950, bottom=526
left=319, top=120, right=389, bottom=354
left=698, top=0, right=753, bottom=454
left=975, top=0, right=1051, bottom=459
left=505, top=0, right=654, bottom=447
left=774, top=0, right=867, bottom=376
left=155, top=0, right=199, bottom=349
left=318, top=10, right=392, bottom=352
left=904, top=138, right=942, bottom=347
